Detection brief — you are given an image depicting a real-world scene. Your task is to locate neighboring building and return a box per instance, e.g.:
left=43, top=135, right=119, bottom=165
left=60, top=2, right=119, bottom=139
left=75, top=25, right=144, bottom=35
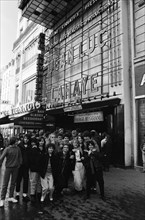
left=18, top=0, right=144, bottom=168
left=131, top=0, right=145, bottom=168
left=0, top=60, right=15, bottom=137
left=0, top=8, right=52, bottom=137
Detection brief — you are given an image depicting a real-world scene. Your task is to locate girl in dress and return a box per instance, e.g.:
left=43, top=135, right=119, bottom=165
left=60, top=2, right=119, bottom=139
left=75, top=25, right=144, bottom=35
left=72, top=139, right=85, bottom=192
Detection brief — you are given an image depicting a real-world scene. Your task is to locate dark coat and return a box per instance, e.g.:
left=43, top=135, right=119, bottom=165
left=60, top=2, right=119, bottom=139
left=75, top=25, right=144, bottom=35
left=18, top=142, right=31, bottom=168
left=83, top=149, right=103, bottom=174
left=29, top=146, right=42, bottom=172
left=0, top=133, right=4, bottom=148
left=56, top=151, right=74, bottom=189
left=57, top=151, right=73, bottom=177
left=39, top=152, right=58, bottom=181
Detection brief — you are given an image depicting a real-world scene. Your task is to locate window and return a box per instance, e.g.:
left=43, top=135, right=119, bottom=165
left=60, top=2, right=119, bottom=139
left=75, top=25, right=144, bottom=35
left=15, top=85, right=19, bottom=105
left=22, top=79, right=36, bottom=104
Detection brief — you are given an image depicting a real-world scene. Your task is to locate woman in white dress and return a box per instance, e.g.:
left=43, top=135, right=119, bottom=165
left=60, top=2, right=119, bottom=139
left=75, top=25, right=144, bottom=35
left=72, top=138, right=85, bottom=192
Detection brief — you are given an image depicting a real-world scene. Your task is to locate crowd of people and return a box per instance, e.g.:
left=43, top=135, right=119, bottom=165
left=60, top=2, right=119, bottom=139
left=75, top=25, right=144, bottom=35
left=0, top=128, right=112, bottom=208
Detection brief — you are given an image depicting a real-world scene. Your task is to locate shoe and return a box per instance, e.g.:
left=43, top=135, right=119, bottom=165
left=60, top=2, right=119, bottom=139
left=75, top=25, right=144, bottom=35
left=23, top=195, right=30, bottom=202
left=0, top=200, right=4, bottom=207
left=40, top=196, right=45, bottom=202
left=8, top=198, right=18, bottom=203
left=49, top=197, right=53, bottom=201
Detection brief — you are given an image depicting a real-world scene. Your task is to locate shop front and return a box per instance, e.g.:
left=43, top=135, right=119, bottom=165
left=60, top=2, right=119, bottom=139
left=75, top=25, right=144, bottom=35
left=135, top=64, right=145, bottom=166
left=42, top=0, right=133, bottom=167
left=0, top=101, right=54, bottom=138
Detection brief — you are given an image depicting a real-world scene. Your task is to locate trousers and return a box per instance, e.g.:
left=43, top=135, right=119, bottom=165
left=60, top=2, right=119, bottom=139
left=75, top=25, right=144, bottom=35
left=1, top=167, right=18, bottom=200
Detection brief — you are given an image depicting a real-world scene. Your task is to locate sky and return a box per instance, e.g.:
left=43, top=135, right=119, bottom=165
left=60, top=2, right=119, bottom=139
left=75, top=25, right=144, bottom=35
left=0, top=0, right=18, bottom=69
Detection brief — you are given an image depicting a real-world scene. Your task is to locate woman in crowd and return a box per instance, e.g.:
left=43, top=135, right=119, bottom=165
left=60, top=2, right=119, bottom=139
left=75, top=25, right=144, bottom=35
left=56, top=144, right=75, bottom=195
left=72, top=139, right=85, bottom=192
left=15, top=134, right=31, bottom=202
left=39, top=143, right=58, bottom=202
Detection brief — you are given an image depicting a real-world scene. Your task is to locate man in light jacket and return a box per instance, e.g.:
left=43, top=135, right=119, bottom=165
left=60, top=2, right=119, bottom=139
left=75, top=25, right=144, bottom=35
left=0, top=137, right=22, bottom=207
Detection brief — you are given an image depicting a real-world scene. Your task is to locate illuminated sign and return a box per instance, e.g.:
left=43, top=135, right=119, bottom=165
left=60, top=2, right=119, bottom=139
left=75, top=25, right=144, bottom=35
left=74, top=111, right=104, bottom=123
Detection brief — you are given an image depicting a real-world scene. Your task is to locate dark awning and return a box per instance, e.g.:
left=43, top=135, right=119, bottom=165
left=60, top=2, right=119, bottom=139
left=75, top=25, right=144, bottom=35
left=18, top=0, right=81, bottom=29
left=11, top=109, right=54, bottom=129
left=0, top=116, right=11, bottom=125
left=82, top=98, right=121, bottom=111
left=12, top=110, right=45, bottom=128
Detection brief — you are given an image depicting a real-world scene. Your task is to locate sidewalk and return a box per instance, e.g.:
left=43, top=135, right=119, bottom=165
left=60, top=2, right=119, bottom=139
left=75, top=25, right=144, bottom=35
left=0, top=166, right=145, bottom=220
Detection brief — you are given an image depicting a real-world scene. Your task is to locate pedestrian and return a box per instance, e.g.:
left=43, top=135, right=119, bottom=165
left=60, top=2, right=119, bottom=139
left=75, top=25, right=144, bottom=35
left=83, top=140, right=105, bottom=200
left=39, top=143, right=58, bottom=202
left=15, top=134, right=31, bottom=202
left=29, top=138, right=42, bottom=203
left=101, top=133, right=112, bottom=171
left=0, top=137, right=22, bottom=207
left=140, top=135, right=145, bottom=173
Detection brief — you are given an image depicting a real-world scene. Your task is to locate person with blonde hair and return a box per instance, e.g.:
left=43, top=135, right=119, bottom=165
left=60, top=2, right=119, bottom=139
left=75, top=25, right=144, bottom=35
left=72, top=139, right=85, bottom=192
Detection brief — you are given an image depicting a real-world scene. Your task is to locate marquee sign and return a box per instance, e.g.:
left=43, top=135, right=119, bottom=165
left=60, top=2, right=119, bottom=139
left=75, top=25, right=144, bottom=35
left=74, top=111, right=104, bottom=123
left=44, top=0, right=122, bottom=109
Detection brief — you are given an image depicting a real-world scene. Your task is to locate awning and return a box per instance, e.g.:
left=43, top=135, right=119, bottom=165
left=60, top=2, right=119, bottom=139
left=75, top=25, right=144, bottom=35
left=18, top=0, right=81, bottom=29
left=9, top=112, right=29, bottom=121
left=0, top=116, right=11, bottom=125
left=12, top=110, right=45, bottom=128
left=82, top=98, right=121, bottom=111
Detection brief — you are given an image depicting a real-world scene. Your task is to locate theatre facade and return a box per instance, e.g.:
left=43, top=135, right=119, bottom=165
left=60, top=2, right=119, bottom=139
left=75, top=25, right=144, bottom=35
left=17, top=0, right=144, bottom=167
left=43, top=0, right=131, bottom=167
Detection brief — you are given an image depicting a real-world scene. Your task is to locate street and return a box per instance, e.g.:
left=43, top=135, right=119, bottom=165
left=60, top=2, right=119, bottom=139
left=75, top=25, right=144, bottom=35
left=0, top=162, right=145, bottom=220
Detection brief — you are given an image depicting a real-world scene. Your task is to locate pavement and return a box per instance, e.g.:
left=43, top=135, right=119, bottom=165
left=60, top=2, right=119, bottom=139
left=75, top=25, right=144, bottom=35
left=0, top=159, right=145, bottom=220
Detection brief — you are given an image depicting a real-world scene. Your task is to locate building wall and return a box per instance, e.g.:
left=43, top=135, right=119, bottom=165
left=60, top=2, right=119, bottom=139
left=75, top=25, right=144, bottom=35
left=0, top=61, right=15, bottom=114
left=13, top=9, right=44, bottom=106
left=133, top=0, right=145, bottom=167
left=43, top=0, right=133, bottom=166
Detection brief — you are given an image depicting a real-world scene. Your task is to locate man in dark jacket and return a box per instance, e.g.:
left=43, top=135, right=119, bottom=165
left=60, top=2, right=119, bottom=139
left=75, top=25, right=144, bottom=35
left=83, top=140, right=105, bottom=200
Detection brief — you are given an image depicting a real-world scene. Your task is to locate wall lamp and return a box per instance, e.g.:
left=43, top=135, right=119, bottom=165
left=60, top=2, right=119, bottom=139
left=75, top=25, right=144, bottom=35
left=113, top=91, right=116, bottom=96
